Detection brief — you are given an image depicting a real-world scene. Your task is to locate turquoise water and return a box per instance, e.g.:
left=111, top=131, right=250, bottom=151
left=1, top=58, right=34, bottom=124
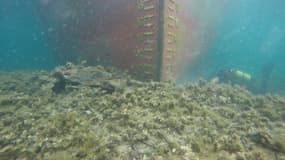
left=0, top=0, right=57, bottom=70
left=181, top=0, right=285, bottom=94
left=1, top=1, right=285, bottom=159
left=0, top=0, right=284, bottom=94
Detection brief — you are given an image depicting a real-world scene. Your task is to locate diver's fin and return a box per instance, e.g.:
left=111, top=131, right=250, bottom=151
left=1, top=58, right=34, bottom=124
left=261, top=62, right=275, bottom=93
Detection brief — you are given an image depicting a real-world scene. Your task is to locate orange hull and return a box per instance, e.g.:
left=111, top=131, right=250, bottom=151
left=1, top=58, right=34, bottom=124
left=38, top=0, right=227, bottom=81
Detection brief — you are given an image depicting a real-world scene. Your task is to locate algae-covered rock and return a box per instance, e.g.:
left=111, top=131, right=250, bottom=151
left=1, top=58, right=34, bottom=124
left=0, top=63, right=285, bottom=160
left=251, top=131, right=285, bottom=154
left=272, top=135, right=285, bottom=153
left=259, top=107, right=280, bottom=121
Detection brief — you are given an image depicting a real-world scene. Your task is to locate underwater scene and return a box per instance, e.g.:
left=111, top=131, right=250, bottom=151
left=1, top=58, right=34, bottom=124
left=0, top=0, right=285, bottom=160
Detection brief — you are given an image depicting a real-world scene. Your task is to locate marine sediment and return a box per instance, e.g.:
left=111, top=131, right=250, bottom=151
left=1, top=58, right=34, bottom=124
left=0, top=63, right=285, bottom=160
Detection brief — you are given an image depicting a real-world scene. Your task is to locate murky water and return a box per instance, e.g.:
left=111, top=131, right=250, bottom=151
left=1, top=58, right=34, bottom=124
left=0, top=0, right=284, bottom=159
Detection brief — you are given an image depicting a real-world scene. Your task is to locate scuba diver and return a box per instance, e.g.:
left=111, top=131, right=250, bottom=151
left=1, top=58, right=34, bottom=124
left=216, top=69, right=258, bottom=92
left=216, top=64, right=275, bottom=93
left=217, top=69, right=252, bottom=83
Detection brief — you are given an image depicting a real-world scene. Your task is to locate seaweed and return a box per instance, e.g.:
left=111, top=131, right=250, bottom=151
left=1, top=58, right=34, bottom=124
left=0, top=63, right=285, bottom=159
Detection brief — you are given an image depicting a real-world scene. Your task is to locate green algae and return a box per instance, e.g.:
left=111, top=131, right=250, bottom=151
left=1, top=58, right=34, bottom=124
left=0, top=63, right=285, bottom=160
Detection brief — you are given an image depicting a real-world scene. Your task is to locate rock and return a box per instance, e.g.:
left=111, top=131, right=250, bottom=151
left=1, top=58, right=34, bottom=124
left=235, top=153, right=246, bottom=160
left=191, top=142, right=200, bottom=153
left=272, top=135, right=285, bottom=153
left=1, top=63, right=285, bottom=160
left=52, top=71, right=81, bottom=93
left=85, top=110, right=92, bottom=115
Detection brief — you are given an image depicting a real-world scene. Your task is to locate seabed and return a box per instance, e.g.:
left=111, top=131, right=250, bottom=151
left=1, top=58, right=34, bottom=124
left=0, top=63, right=285, bottom=160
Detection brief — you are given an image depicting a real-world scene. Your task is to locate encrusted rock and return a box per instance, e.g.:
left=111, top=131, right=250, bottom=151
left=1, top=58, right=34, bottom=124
left=0, top=63, right=285, bottom=159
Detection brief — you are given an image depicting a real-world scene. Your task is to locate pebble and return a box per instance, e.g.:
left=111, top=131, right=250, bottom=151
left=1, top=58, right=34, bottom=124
left=85, top=110, right=92, bottom=115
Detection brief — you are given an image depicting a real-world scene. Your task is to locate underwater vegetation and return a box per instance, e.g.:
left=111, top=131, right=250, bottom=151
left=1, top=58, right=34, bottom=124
left=0, top=63, right=285, bottom=160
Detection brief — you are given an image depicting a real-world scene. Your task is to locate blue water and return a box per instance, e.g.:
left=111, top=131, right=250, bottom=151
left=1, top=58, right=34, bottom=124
left=0, top=0, right=284, bottom=93
left=181, top=0, right=285, bottom=94
left=0, top=0, right=57, bottom=70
